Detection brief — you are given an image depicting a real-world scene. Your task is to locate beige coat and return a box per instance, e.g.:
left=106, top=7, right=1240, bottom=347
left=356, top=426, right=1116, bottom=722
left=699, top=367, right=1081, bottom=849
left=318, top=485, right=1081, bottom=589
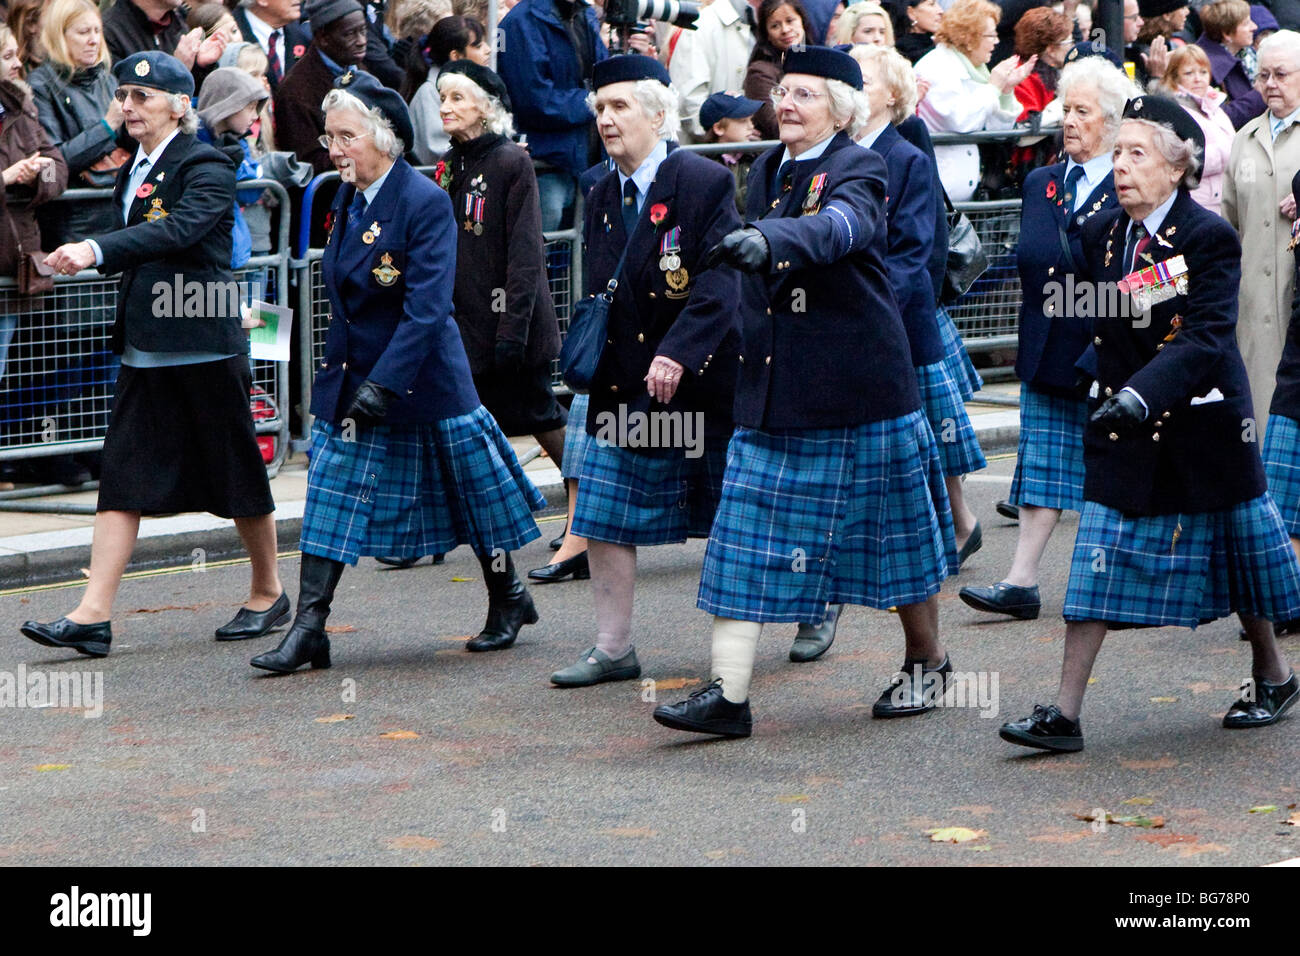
left=1223, top=115, right=1300, bottom=426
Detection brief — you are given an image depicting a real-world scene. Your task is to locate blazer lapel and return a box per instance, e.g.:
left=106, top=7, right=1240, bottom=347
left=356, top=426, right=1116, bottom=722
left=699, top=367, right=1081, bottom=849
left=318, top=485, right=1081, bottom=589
left=336, top=161, right=404, bottom=278
left=127, top=134, right=187, bottom=224
left=625, top=150, right=682, bottom=286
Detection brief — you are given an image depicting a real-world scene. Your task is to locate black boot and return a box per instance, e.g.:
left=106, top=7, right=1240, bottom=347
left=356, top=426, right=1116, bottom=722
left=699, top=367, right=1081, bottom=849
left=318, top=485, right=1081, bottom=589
left=250, top=553, right=345, bottom=673
left=466, top=551, right=538, bottom=652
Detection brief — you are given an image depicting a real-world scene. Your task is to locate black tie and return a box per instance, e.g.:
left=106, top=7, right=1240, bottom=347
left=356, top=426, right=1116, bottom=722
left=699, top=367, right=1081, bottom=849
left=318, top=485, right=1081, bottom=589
left=1062, top=164, right=1085, bottom=211
left=1122, top=223, right=1148, bottom=274
left=621, top=178, right=638, bottom=239
left=774, top=160, right=794, bottom=198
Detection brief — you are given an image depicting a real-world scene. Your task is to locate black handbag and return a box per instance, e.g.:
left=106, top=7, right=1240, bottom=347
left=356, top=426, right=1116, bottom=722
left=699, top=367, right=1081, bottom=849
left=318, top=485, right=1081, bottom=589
left=560, top=241, right=631, bottom=393
left=940, top=189, right=989, bottom=306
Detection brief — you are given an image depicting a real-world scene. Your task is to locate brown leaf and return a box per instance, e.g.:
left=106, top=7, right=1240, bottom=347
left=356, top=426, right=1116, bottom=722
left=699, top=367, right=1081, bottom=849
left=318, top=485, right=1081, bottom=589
left=1135, top=832, right=1199, bottom=847
left=387, top=835, right=442, bottom=850
left=702, top=847, right=744, bottom=860
left=653, top=677, right=701, bottom=691
left=379, top=730, right=419, bottom=739
left=1118, top=756, right=1177, bottom=770
left=1072, top=811, right=1165, bottom=828
left=128, top=602, right=213, bottom=614
left=1284, top=812, right=1300, bottom=827
left=324, top=624, right=356, bottom=633
left=314, top=714, right=355, bottom=723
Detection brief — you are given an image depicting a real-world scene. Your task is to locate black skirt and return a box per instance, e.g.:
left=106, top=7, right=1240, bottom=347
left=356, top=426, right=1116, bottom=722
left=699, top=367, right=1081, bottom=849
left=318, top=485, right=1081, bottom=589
left=472, top=362, right=567, bottom=436
left=97, top=356, right=275, bottom=518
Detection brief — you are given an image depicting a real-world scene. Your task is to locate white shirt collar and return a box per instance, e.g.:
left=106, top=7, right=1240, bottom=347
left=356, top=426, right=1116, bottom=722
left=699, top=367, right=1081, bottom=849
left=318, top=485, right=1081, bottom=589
left=723, top=0, right=747, bottom=24
left=857, top=121, right=890, bottom=150
left=133, top=127, right=182, bottom=173
left=1127, top=187, right=1178, bottom=243
left=1271, top=104, right=1300, bottom=137
left=243, top=9, right=276, bottom=49
left=1063, top=152, right=1113, bottom=211
left=617, top=139, right=668, bottom=211
left=362, top=160, right=397, bottom=205
left=778, top=131, right=836, bottom=169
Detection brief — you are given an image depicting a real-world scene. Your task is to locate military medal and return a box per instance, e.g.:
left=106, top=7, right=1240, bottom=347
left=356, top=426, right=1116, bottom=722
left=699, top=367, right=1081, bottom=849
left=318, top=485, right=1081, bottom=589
left=156, top=172, right=164, bottom=182
left=665, top=267, right=689, bottom=298
left=659, top=225, right=682, bottom=273
left=803, top=173, right=827, bottom=216
left=1290, top=217, right=1300, bottom=251
left=1120, top=254, right=1188, bottom=311
left=144, top=197, right=167, bottom=222
left=372, top=251, right=401, bottom=286
left=464, top=192, right=485, bottom=236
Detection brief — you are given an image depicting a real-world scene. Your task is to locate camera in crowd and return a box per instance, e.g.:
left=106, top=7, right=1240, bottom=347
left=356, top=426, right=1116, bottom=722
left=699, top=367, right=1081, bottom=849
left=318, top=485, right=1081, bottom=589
left=604, top=0, right=700, bottom=51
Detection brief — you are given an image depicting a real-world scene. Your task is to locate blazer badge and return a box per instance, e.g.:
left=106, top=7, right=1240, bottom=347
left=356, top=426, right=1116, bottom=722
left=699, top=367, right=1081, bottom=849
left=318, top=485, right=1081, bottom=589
left=372, top=251, right=401, bottom=286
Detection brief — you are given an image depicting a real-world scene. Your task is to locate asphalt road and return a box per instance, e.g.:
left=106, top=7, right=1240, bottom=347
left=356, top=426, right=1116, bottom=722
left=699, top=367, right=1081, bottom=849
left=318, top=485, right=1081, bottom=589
left=1, top=453, right=1297, bottom=866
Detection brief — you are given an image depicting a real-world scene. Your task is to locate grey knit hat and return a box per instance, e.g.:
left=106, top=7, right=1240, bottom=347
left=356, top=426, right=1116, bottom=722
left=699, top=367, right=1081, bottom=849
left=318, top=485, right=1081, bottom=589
left=219, top=41, right=256, bottom=69
left=198, top=66, right=270, bottom=129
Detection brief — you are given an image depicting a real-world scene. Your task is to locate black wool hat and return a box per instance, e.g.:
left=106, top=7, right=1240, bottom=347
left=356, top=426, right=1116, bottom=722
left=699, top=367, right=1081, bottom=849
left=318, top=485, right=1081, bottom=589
left=334, top=68, right=414, bottom=152
left=113, top=51, right=195, bottom=97
left=309, top=0, right=363, bottom=30
left=438, top=60, right=513, bottom=113
left=781, top=46, right=863, bottom=90
left=1064, top=40, right=1124, bottom=69
left=1137, top=0, right=1187, bottom=18
left=592, top=54, right=671, bottom=90
left=1123, top=94, right=1205, bottom=156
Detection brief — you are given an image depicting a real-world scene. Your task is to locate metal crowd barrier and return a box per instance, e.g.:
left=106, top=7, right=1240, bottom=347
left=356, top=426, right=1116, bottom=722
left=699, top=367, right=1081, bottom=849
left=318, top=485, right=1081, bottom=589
left=0, top=180, right=295, bottom=479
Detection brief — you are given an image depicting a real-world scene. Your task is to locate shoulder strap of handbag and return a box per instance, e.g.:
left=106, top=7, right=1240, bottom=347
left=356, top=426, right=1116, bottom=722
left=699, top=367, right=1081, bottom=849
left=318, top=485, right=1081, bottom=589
left=601, top=235, right=633, bottom=299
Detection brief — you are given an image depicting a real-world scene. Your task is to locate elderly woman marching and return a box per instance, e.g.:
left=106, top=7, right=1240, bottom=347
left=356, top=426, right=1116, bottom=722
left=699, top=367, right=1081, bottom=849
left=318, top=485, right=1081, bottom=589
left=250, top=70, right=545, bottom=673
left=960, top=54, right=1128, bottom=622
left=999, top=96, right=1300, bottom=752
left=653, top=48, right=956, bottom=737
left=23, top=52, right=286, bottom=657
left=547, top=55, right=742, bottom=687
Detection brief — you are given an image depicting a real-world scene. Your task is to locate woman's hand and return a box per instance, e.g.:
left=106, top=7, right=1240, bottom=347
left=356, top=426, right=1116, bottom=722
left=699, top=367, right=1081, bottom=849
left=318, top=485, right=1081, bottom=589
left=103, top=97, right=124, bottom=130
left=1283, top=191, right=1297, bottom=220
left=916, top=76, right=931, bottom=103
left=197, top=30, right=228, bottom=67
left=172, top=28, right=202, bottom=69
left=645, top=355, right=686, bottom=404
left=1141, top=36, right=1169, bottom=80
left=45, top=242, right=96, bottom=276
left=3, top=153, right=51, bottom=186
left=990, top=54, right=1036, bottom=94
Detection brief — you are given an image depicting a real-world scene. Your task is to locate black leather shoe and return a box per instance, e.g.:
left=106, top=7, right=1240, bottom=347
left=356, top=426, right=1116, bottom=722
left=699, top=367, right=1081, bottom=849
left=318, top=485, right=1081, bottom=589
left=250, top=626, right=331, bottom=673
left=21, top=617, right=112, bottom=657
left=526, top=551, right=589, bottom=583
left=999, top=703, right=1084, bottom=752
left=375, top=554, right=445, bottom=568
left=1222, top=671, right=1300, bottom=728
left=872, top=655, right=953, bottom=717
left=957, top=521, right=982, bottom=569
left=549, top=532, right=565, bottom=551
left=996, top=500, right=1020, bottom=521
left=789, top=603, right=841, bottom=662
left=959, top=582, right=1041, bottom=619
left=215, top=592, right=291, bottom=641
left=653, top=679, right=752, bottom=738
left=467, top=552, right=538, bottom=651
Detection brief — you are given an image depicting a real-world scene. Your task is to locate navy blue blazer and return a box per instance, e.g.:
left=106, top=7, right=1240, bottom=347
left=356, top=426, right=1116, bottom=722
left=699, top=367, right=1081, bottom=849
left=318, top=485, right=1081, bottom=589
left=737, top=131, right=920, bottom=430
left=313, top=158, right=479, bottom=426
left=1015, top=161, right=1116, bottom=393
left=897, top=115, right=948, bottom=303
left=867, top=123, right=941, bottom=367
left=1270, top=167, right=1300, bottom=422
left=582, top=146, right=742, bottom=440
left=1078, top=188, right=1265, bottom=515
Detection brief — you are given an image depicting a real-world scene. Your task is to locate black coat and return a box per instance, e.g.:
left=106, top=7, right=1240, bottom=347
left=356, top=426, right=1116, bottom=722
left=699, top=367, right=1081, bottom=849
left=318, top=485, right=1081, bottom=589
left=94, top=133, right=247, bottom=357
left=234, top=7, right=313, bottom=92
left=582, top=146, right=742, bottom=441
left=1078, top=188, right=1265, bottom=515
left=274, top=46, right=336, bottom=175
left=897, top=115, right=947, bottom=304
left=103, top=0, right=187, bottom=64
left=443, top=133, right=560, bottom=374
left=361, top=0, right=406, bottom=90
left=738, top=131, right=919, bottom=430
left=1269, top=168, right=1300, bottom=420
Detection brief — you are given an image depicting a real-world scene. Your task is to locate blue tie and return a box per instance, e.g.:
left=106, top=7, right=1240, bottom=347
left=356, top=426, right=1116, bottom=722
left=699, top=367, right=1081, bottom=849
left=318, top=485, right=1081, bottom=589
left=348, top=191, right=368, bottom=231
left=1062, top=164, right=1085, bottom=212
left=621, top=178, right=638, bottom=239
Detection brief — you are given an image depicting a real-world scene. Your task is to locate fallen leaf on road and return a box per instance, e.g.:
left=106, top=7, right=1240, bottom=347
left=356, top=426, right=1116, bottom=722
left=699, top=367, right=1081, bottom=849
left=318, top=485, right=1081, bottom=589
left=1135, top=832, right=1199, bottom=847
left=34, top=764, right=70, bottom=772
left=324, top=625, right=356, bottom=633
left=315, top=714, right=355, bottom=723
left=1285, top=813, right=1300, bottom=827
left=387, top=835, right=442, bottom=850
left=379, top=730, right=419, bottom=739
left=1087, top=678, right=1098, bottom=685
left=776, top=795, right=809, bottom=803
left=1150, top=696, right=1179, bottom=703
left=703, top=847, right=744, bottom=860
left=599, top=827, right=657, bottom=838
left=1118, top=756, right=1177, bottom=770
left=1074, top=811, right=1165, bottom=828
left=926, top=827, right=986, bottom=843
left=450, top=577, right=476, bottom=582
left=1122, top=797, right=1155, bottom=806
left=128, top=602, right=214, bottom=613
left=1249, top=805, right=1278, bottom=814
left=653, top=677, right=700, bottom=691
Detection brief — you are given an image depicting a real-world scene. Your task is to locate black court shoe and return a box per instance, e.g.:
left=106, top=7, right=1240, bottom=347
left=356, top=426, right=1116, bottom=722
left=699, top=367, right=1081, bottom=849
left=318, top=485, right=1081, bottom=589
left=999, top=704, right=1084, bottom=752
left=215, top=592, right=291, bottom=641
left=21, top=617, right=112, bottom=658
left=1222, top=671, right=1300, bottom=728
left=653, top=679, right=752, bottom=738
left=996, top=500, right=1020, bottom=521
left=959, top=582, right=1041, bottom=619
left=526, top=551, right=589, bottom=583
left=872, top=655, right=953, bottom=717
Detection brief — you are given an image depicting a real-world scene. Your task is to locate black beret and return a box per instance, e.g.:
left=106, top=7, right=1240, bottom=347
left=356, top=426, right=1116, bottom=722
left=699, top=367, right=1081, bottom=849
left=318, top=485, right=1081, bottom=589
left=309, top=0, right=363, bottom=30
left=1137, top=0, right=1187, bottom=18
left=438, top=60, right=512, bottom=114
left=700, top=92, right=763, bottom=130
left=1123, top=94, right=1205, bottom=156
left=592, top=54, right=671, bottom=90
left=1063, top=40, right=1125, bottom=69
left=113, top=51, right=194, bottom=97
left=334, top=68, right=414, bottom=152
left=781, top=46, right=863, bottom=90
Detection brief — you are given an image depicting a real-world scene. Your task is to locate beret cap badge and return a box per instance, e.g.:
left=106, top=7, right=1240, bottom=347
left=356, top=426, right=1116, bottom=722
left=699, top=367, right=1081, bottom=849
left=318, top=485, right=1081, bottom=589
left=135, top=60, right=150, bottom=76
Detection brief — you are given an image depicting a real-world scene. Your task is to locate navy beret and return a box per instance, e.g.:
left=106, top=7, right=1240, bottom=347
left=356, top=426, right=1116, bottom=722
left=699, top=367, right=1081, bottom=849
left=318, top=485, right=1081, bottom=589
left=1137, top=0, right=1186, bottom=17
left=1123, top=94, right=1205, bottom=157
left=309, top=0, right=363, bottom=30
left=1063, top=40, right=1124, bottom=69
left=781, top=46, right=863, bottom=90
left=438, top=60, right=512, bottom=114
left=113, top=51, right=194, bottom=97
left=700, top=92, right=763, bottom=131
left=334, top=68, right=414, bottom=152
left=592, top=54, right=671, bottom=90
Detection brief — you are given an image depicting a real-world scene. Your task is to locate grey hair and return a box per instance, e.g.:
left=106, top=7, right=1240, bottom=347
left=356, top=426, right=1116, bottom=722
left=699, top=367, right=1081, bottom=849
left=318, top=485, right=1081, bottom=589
left=1057, top=56, right=1138, bottom=150
left=1259, top=28, right=1300, bottom=68
left=321, top=88, right=404, bottom=159
left=850, top=44, right=918, bottom=125
left=586, top=79, right=683, bottom=141
left=167, top=92, right=199, bottom=135
left=435, top=71, right=515, bottom=137
left=1126, top=117, right=1203, bottom=189
left=824, top=76, right=871, bottom=137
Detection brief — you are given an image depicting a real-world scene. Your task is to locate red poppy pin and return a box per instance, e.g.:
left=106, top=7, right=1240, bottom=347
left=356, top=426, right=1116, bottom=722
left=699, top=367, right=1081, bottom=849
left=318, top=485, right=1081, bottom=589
left=136, top=182, right=154, bottom=199
left=323, top=210, right=335, bottom=234
left=1045, top=179, right=1057, bottom=202
left=649, top=202, right=668, bottom=225
left=434, top=160, right=451, bottom=190
left=293, top=44, right=306, bottom=57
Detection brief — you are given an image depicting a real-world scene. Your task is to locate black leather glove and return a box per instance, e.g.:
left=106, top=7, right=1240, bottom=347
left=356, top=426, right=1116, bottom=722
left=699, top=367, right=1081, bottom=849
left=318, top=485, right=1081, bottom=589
left=495, top=339, right=526, bottom=373
left=703, top=226, right=771, bottom=273
left=1090, top=390, right=1146, bottom=434
left=344, top=380, right=395, bottom=427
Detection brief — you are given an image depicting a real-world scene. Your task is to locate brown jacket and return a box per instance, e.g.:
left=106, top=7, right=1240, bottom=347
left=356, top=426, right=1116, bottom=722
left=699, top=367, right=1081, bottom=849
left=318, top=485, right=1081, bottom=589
left=0, top=78, right=67, bottom=276
left=743, top=54, right=781, bottom=141
left=273, top=46, right=338, bottom=175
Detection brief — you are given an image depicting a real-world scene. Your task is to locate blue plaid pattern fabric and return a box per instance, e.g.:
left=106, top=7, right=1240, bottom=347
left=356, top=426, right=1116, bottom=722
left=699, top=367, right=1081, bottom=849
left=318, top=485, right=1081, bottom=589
left=1009, top=383, right=1088, bottom=511
left=916, top=359, right=987, bottom=477
left=697, top=410, right=954, bottom=622
left=560, top=392, right=590, bottom=480
left=936, top=307, right=983, bottom=401
left=1063, top=493, right=1300, bottom=628
left=570, top=434, right=727, bottom=546
left=299, top=405, right=544, bottom=564
left=1262, top=413, right=1300, bottom=538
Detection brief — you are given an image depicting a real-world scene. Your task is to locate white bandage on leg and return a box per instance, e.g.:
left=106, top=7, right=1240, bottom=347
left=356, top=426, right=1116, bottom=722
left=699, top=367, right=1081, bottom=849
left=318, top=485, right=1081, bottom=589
left=711, top=616, right=762, bottom=703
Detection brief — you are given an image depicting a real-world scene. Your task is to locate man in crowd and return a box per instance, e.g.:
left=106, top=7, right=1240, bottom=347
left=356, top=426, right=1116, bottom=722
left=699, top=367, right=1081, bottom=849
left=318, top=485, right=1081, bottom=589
left=234, top=0, right=312, bottom=91
left=103, top=0, right=227, bottom=75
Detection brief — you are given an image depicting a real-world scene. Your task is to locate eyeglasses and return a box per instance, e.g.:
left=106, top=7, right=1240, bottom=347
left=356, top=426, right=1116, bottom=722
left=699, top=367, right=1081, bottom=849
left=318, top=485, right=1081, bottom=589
left=318, top=131, right=372, bottom=149
left=113, top=88, right=165, bottom=105
left=1258, top=68, right=1294, bottom=83
left=770, top=85, right=825, bottom=106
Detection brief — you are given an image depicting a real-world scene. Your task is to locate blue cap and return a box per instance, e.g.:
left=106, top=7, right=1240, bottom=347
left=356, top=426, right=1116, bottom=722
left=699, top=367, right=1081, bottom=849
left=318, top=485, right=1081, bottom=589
left=1063, top=39, right=1125, bottom=70
left=334, top=68, right=414, bottom=152
left=113, top=51, right=194, bottom=97
left=781, top=46, right=862, bottom=90
left=592, top=54, right=671, bottom=90
left=700, top=92, right=763, bottom=131
left=1252, top=4, right=1279, bottom=36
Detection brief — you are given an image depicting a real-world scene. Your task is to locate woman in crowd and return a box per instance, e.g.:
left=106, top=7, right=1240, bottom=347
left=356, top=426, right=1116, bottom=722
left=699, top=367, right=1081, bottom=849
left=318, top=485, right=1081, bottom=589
left=548, top=55, right=741, bottom=687
left=999, top=95, right=1300, bottom=753
left=251, top=70, right=545, bottom=673
left=1195, top=0, right=1266, bottom=128
left=745, top=0, right=814, bottom=140
left=914, top=0, right=1036, bottom=201
left=834, top=1, right=894, bottom=46
left=408, top=15, right=491, bottom=162
left=886, top=0, right=943, bottom=64
left=188, top=2, right=241, bottom=45
left=7, top=0, right=44, bottom=75
left=1012, top=6, right=1073, bottom=122
left=654, top=48, right=955, bottom=737
left=1160, top=44, right=1233, bottom=213
left=959, top=56, right=1126, bottom=622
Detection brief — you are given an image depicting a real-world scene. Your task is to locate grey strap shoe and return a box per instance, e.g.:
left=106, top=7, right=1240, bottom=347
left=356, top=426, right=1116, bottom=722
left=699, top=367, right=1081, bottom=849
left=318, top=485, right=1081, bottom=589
left=789, top=604, right=841, bottom=662
left=550, top=646, right=642, bottom=687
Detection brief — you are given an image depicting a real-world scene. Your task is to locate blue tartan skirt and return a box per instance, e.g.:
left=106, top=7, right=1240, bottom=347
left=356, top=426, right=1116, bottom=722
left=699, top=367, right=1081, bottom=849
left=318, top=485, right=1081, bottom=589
left=560, top=393, right=590, bottom=480
left=937, top=307, right=982, bottom=401
left=916, top=359, right=987, bottom=477
left=697, top=410, right=956, bottom=623
left=1009, top=383, right=1088, bottom=512
left=299, top=405, right=545, bottom=564
left=1262, top=413, right=1300, bottom=539
left=1063, top=494, right=1300, bottom=628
